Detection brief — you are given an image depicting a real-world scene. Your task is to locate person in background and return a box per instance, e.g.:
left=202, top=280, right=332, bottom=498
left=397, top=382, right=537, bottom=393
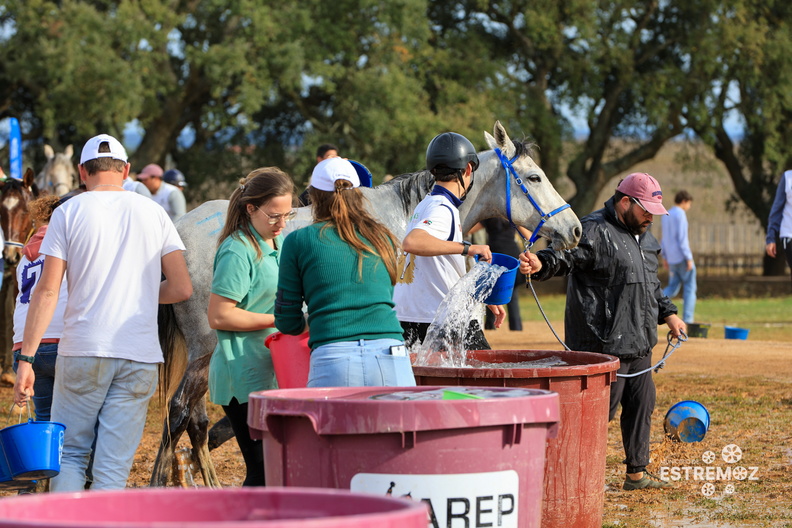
left=164, top=169, right=188, bottom=190
left=298, top=143, right=340, bottom=206
left=11, top=194, right=75, bottom=422
left=13, top=134, right=192, bottom=492
left=276, top=157, right=414, bottom=387
left=519, top=172, right=685, bottom=491
left=394, top=132, right=505, bottom=350
left=661, top=190, right=696, bottom=323
left=122, top=172, right=151, bottom=198
left=207, top=167, right=295, bottom=486
left=137, top=163, right=187, bottom=221
left=766, top=169, right=792, bottom=286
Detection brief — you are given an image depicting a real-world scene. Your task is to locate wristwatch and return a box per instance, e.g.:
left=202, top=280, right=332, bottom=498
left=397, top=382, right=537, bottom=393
left=461, top=241, right=471, bottom=256
left=17, top=354, right=35, bottom=365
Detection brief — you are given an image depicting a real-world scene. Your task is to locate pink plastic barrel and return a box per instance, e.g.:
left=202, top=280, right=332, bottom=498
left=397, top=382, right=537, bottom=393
left=0, top=487, right=427, bottom=527
left=249, top=386, right=560, bottom=528
left=412, top=350, right=619, bottom=528
left=265, top=331, right=310, bottom=388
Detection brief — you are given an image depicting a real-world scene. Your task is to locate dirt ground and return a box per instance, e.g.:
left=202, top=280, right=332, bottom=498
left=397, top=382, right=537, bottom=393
left=2, top=322, right=790, bottom=527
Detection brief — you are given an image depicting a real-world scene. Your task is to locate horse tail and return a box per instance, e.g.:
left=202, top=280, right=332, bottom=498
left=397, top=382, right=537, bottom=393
left=157, top=303, right=188, bottom=412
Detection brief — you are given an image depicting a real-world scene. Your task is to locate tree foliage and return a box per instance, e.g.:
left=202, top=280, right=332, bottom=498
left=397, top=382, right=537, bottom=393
left=1, top=0, right=791, bottom=254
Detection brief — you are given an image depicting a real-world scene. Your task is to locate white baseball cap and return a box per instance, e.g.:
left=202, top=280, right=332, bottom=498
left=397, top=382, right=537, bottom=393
left=80, top=134, right=128, bottom=165
left=310, top=157, right=360, bottom=191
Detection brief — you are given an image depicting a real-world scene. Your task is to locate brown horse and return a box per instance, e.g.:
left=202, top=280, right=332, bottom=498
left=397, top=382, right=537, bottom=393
left=0, top=168, right=39, bottom=384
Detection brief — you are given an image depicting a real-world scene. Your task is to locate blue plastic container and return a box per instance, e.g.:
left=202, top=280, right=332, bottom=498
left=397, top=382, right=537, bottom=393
left=664, top=400, right=710, bottom=442
left=0, top=446, right=32, bottom=491
left=724, top=326, right=749, bottom=340
left=0, top=420, right=66, bottom=480
left=477, top=253, right=519, bottom=305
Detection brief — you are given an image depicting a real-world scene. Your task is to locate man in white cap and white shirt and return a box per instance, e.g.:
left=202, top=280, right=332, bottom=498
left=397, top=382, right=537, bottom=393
left=520, top=172, right=686, bottom=491
left=14, top=133, right=193, bottom=491
left=138, top=163, right=187, bottom=221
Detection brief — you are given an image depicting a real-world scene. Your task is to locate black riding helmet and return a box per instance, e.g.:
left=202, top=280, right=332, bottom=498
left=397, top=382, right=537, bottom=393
left=426, top=132, right=479, bottom=200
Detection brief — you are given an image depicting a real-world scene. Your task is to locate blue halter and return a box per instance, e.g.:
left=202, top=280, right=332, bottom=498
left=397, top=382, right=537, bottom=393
left=495, top=148, right=571, bottom=249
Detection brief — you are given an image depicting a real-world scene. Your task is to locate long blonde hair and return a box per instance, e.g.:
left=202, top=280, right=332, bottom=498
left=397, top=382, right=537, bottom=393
left=218, top=167, right=295, bottom=259
left=309, top=181, right=400, bottom=284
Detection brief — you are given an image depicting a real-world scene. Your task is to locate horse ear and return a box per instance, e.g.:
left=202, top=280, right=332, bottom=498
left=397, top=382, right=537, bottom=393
left=44, top=144, right=55, bottom=160
left=64, top=145, right=74, bottom=159
left=491, top=121, right=515, bottom=158
left=23, top=167, right=35, bottom=188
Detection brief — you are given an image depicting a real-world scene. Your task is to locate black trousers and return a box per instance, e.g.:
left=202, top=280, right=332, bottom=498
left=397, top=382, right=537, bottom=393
left=401, top=320, right=491, bottom=350
left=222, top=398, right=265, bottom=486
left=609, top=354, right=656, bottom=474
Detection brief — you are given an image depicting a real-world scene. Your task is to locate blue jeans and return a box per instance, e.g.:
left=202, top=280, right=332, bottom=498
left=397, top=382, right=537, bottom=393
left=307, top=338, right=416, bottom=388
left=664, top=262, right=697, bottom=323
left=13, top=343, right=58, bottom=422
left=49, top=356, right=158, bottom=492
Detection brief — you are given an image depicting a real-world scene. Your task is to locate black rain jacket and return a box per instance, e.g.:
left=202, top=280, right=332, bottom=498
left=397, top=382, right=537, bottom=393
left=532, top=196, right=678, bottom=359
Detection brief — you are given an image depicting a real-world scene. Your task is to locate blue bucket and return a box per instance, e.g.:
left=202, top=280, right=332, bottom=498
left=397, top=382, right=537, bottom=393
left=724, top=326, right=749, bottom=340
left=476, top=253, right=519, bottom=305
left=0, top=446, right=32, bottom=490
left=664, top=400, right=710, bottom=442
left=0, top=420, right=66, bottom=480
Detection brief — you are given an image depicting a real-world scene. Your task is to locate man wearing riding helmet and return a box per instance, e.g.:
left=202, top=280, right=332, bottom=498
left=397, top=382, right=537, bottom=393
left=394, top=132, right=505, bottom=350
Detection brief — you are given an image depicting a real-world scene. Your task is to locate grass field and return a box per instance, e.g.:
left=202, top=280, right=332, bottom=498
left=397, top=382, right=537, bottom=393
left=518, top=292, right=792, bottom=342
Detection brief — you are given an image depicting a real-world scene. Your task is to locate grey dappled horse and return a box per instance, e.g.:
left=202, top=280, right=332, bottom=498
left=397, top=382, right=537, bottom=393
left=150, top=121, right=583, bottom=487
left=36, top=145, right=77, bottom=197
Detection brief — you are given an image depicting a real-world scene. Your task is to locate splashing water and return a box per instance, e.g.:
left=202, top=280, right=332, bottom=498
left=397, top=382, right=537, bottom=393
left=413, top=261, right=507, bottom=367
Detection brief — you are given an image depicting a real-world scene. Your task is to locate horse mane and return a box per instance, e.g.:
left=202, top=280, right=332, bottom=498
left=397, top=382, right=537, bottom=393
left=375, top=169, right=436, bottom=216
left=512, top=139, right=539, bottom=160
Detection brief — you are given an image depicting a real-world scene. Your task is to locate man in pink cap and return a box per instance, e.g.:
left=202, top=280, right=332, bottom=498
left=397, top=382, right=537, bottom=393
left=519, top=172, right=685, bottom=491
left=138, top=163, right=187, bottom=221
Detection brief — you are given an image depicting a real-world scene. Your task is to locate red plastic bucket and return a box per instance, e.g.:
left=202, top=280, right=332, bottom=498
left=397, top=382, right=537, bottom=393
left=0, top=420, right=65, bottom=480
left=412, top=350, right=619, bottom=528
left=249, top=385, right=560, bottom=528
left=0, top=487, right=427, bottom=527
left=265, top=331, right=311, bottom=389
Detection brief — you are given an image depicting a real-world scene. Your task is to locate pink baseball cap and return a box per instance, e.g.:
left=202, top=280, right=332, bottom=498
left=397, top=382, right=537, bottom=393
left=617, top=172, right=668, bottom=215
left=138, top=164, right=164, bottom=180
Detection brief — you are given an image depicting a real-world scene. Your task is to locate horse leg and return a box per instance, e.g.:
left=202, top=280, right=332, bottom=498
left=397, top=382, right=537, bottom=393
left=187, top=398, right=221, bottom=488
left=208, top=416, right=235, bottom=451
left=149, top=380, right=193, bottom=487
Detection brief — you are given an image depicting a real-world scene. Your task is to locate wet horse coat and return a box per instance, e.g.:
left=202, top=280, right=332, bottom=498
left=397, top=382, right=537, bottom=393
left=150, top=121, right=583, bottom=487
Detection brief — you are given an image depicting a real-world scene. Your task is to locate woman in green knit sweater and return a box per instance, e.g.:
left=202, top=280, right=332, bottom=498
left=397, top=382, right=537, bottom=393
left=275, top=157, right=415, bottom=387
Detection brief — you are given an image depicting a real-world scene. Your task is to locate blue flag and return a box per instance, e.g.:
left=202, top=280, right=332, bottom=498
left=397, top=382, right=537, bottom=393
left=9, top=117, right=22, bottom=180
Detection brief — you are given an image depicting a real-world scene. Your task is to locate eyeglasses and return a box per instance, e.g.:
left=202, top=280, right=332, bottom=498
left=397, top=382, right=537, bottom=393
left=630, top=197, right=651, bottom=215
left=256, top=207, right=297, bottom=225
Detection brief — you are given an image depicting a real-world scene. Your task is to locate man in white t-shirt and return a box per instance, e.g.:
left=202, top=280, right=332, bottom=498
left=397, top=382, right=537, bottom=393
left=13, top=134, right=193, bottom=492
left=394, top=132, right=505, bottom=349
left=138, top=163, right=187, bottom=221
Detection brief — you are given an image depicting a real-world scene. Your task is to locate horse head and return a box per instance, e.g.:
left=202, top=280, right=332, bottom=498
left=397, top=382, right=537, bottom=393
left=1, top=168, right=39, bottom=266
left=36, top=144, right=77, bottom=197
left=460, top=121, right=582, bottom=251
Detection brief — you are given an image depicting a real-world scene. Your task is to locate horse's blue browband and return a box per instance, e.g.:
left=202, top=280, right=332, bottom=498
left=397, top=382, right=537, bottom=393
left=494, top=148, right=570, bottom=248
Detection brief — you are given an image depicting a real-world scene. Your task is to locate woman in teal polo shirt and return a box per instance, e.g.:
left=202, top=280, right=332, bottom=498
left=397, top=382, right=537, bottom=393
left=207, top=167, right=295, bottom=486
left=275, top=158, right=414, bottom=388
